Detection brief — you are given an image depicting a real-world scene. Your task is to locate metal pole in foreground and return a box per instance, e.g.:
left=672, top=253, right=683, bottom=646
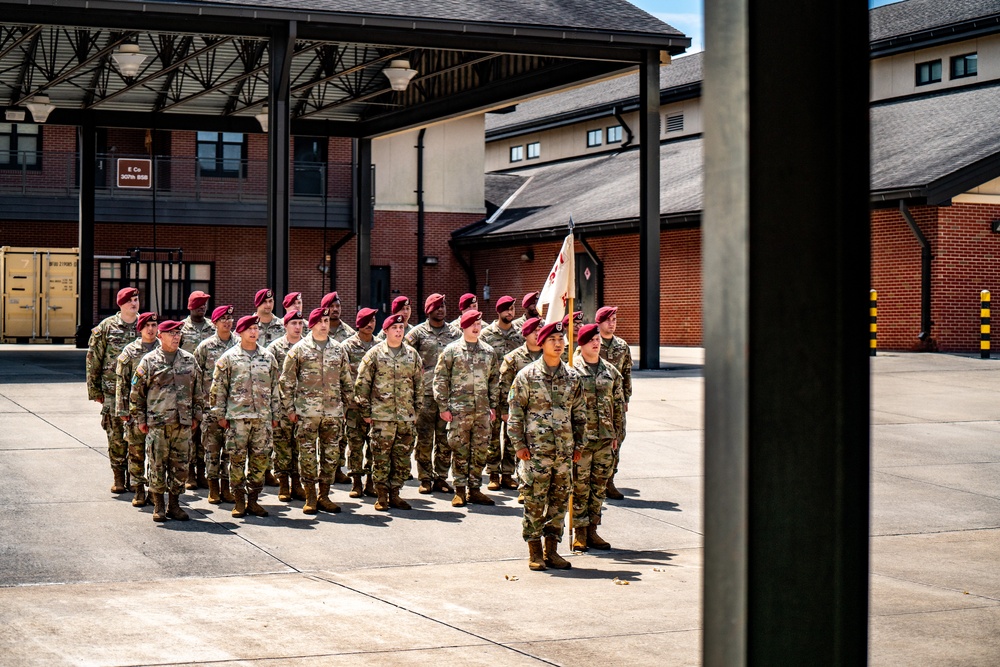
left=870, top=289, right=878, bottom=357
left=981, top=290, right=990, bottom=359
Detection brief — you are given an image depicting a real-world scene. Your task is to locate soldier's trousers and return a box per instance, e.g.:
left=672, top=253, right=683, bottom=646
left=415, top=399, right=451, bottom=482
left=225, top=418, right=272, bottom=493
left=297, top=416, right=342, bottom=484
left=124, top=421, right=148, bottom=485
left=572, top=440, right=615, bottom=527
left=612, top=412, right=628, bottom=475
left=190, top=423, right=204, bottom=468
left=345, top=409, right=371, bottom=476
left=202, top=416, right=230, bottom=481
left=485, top=418, right=516, bottom=475
left=446, top=412, right=492, bottom=488
left=146, top=423, right=192, bottom=495
left=272, top=415, right=299, bottom=476
left=521, top=447, right=572, bottom=542
left=101, top=409, right=128, bottom=471
left=369, top=420, right=415, bottom=489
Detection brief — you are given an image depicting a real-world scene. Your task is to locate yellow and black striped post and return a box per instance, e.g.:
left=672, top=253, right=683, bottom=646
left=982, top=290, right=991, bottom=359
left=870, top=289, right=878, bottom=357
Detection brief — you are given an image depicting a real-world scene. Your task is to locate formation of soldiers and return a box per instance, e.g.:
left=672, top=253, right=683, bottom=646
left=87, top=286, right=633, bottom=571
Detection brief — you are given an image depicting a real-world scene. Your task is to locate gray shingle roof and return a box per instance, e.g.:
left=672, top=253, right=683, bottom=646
left=196, top=0, right=683, bottom=36
left=486, top=52, right=703, bottom=134
left=870, top=0, right=1000, bottom=42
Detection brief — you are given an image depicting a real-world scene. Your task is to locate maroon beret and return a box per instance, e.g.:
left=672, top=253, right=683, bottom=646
left=320, top=292, right=340, bottom=308
left=459, top=293, right=477, bottom=310
left=577, top=323, right=600, bottom=347
left=561, top=311, right=584, bottom=329
left=424, top=293, right=445, bottom=315
left=254, top=289, right=273, bottom=308
left=187, top=291, right=210, bottom=310
left=495, top=295, right=515, bottom=312
left=211, top=305, right=234, bottom=322
left=282, top=292, right=301, bottom=309
left=460, top=309, right=483, bottom=330
left=116, top=287, right=139, bottom=306
left=308, top=307, right=329, bottom=328
left=383, top=313, right=406, bottom=332
left=521, top=291, right=539, bottom=309
left=391, top=296, right=410, bottom=314
left=536, top=320, right=565, bottom=344
left=283, top=310, right=304, bottom=326
left=157, top=320, right=183, bottom=333
left=521, top=317, right=542, bottom=338
left=235, top=315, right=259, bottom=333
left=356, top=307, right=378, bottom=329
left=595, top=306, right=618, bottom=324
left=137, top=312, right=158, bottom=329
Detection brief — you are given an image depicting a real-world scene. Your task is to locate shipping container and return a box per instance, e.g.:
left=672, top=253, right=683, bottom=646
left=1, top=247, right=79, bottom=343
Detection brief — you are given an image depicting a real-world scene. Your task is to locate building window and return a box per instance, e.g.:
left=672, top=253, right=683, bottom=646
left=99, top=259, right=216, bottom=319
left=587, top=129, right=602, bottom=147
left=606, top=125, right=623, bottom=143
left=527, top=142, right=540, bottom=159
left=666, top=114, right=684, bottom=133
left=915, top=59, right=942, bottom=86
left=951, top=53, right=978, bottom=79
left=510, top=145, right=524, bottom=162
left=197, top=131, right=246, bottom=177
left=0, top=123, right=41, bottom=169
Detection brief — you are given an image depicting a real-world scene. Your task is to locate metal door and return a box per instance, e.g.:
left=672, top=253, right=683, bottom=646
left=370, top=265, right=390, bottom=329
left=575, top=251, right=600, bottom=321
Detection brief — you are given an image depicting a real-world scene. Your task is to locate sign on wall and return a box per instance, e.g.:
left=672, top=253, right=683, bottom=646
left=116, top=158, right=152, bottom=188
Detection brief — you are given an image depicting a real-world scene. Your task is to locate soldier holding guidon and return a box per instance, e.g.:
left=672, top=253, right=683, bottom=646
left=498, top=317, right=544, bottom=503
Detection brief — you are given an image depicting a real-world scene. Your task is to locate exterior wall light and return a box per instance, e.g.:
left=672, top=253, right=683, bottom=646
left=25, top=95, right=55, bottom=123
left=383, top=60, right=418, bottom=92
left=255, top=104, right=269, bottom=132
left=112, top=44, right=147, bottom=78
left=422, top=256, right=439, bottom=265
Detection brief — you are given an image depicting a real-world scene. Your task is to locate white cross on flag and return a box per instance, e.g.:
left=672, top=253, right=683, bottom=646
left=538, top=230, right=574, bottom=324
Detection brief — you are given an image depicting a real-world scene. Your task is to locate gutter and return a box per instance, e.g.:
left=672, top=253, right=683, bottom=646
left=899, top=201, right=933, bottom=344
left=416, top=128, right=426, bottom=312
left=870, top=17, right=1000, bottom=58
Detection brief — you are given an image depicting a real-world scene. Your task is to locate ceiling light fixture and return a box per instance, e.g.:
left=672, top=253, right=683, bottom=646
left=112, top=44, right=147, bottom=78
left=25, top=95, right=55, bottom=123
left=383, top=59, right=418, bottom=92
left=255, top=104, right=269, bottom=132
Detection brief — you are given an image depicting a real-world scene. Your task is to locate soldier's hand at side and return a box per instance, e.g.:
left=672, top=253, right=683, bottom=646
left=218, top=418, right=229, bottom=429
left=441, top=410, right=453, bottom=422
left=573, top=449, right=582, bottom=463
left=272, top=420, right=278, bottom=428
left=489, top=409, right=496, bottom=422
left=363, top=417, right=372, bottom=424
left=624, top=403, right=629, bottom=412
left=612, top=439, right=619, bottom=451
left=501, top=412, right=508, bottom=423
left=516, top=448, right=530, bottom=461
left=122, top=415, right=131, bottom=423
left=139, top=424, right=148, bottom=434
left=94, top=396, right=104, bottom=404
left=192, top=419, right=200, bottom=432
left=289, top=413, right=298, bottom=423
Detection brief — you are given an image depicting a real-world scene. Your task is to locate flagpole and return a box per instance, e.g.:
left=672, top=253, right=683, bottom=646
left=566, top=217, right=576, bottom=536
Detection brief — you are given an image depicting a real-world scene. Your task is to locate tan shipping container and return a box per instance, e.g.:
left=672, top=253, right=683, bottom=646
left=1, top=247, right=79, bottom=342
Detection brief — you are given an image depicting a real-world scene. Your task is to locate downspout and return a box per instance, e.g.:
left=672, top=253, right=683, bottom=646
left=899, top=201, right=933, bottom=344
left=416, top=128, right=427, bottom=310
left=328, top=230, right=354, bottom=293
left=613, top=104, right=635, bottom=153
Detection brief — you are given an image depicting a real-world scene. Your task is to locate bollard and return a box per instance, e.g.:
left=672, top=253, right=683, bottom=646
left=870, top=289, right=877, bottom=357
left=982, top=290, right=991, bottom=359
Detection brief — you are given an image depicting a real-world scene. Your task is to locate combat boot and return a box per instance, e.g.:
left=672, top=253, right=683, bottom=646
left=131, top=483, right=147, bottom=508
left=517, top=489, right=525, bottom=504
left=152, top=493, right=167, bottom=522
left=302, top=482, right=318, bottom=515
left=605, top=475, right=625, bottom=500
left=487, top=473, right=501, bottom=491
left=166, top=493, right=189, bottom=521
left=247, top=491, right=269, bottom=517
left=232, top=489, right=247, bottom=518
left=467, top=487, right=496, bottom=506
left=451, top=485, right=467, bottom=507
left=349, top=474, right=364, bottom=498
left=185, top=462, right=198, bottom=490
left=207, top=479, right=221, bottom=505
left=527, top=539, right=547, bottom=571
left=334, top=466, right=350, bottom=485
left=374, top=485, right=390, bottom=511
left=572, top=527, right=589, bottom=552
left=277, top=474, right=291, bottom=502
left=317, top=482, right=341, bottom=513
left=500, top=474, right=518, bottom=490
left=290, top=474, right=307, bottom=501
left=196, top=462, right=208, bottom=489
left=389, top=488, right=411, bottom=510
left=364, top=473, right=376, bottom=498
left=543, top=534, right=572, bottom=569
left=587, top=524, right=611, bottom=550
left=220, top=477, right=236, bottom=504
left=433, top=478, right=454, bottom=494
left=111, top=468, right=127, bottom=494
left=264, top=469, right=279, bottom=487
left=418, top=479, right=434, bottom=494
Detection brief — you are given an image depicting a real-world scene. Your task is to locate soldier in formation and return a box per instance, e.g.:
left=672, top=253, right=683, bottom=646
left=507, top=320, right=587, bottom=571
left=87, top=286, right=140, bottom=493
left=594, top=306, right=632, bottom=500
left=511, top=291, right=540, bottom=331
left=354, top=313, right=424, bottom=511
left=480, top=295, right=524, bottom=491
left=434, top=309, right=499, bottom=507
left=267, top=309, right=307, bottom=502
left=341, top=307, right=380, bottom=499
left=375, top=296, right=413, bottom=341
left=320, top=291, right=357, bottom=343
left=115, top=311, right=159, bottom=507
left=406, top=293, right=460, bottom=495
left=498, top=316, right=544, bottom=503
left=129, top=320, right=202, bottom=522
left=194, top=305, right=237, bottom=504
left=180, top=290, right=214, bottom=489
left=254, top=288, right=285, bottom=348
left=449, top=292, right=478, bottom=329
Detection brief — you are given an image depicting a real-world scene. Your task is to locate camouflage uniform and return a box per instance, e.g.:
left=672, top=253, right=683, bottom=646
left=179, top=317, right=215, bottom=354
left=211, top=344, right=280, bottom=494
left=405, top=321, right=461, bottom=484
left=498, top=344, right=543, bottom=484
left=480, top=321, right=525, bottom=477
left=341, top=333, right=378, bottom=476
left=433, top=338, right=499, bottom=488
left=115, top=338, right=158, bottom=486
left=354, top=341, right=424, bottom=491
left=129, top=348, right=202, bottom=495
left=375, top=322, right=413, bottom=342
left=194, top=333, right=237, bottom=481
left=256, top=316, right=286, bottom=348
left=507, top=358, right=586, bottom=543
left=278, top=333, right=353, bottom=485
left=86, top=313, right=138, bottom=474
left=571, top=355, right=624, bottom=528
left=329, top=321, right=357, bottom=344
left=266, top=335, right=302, bottom=477
left=601, top=335, right=633, bottom=474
